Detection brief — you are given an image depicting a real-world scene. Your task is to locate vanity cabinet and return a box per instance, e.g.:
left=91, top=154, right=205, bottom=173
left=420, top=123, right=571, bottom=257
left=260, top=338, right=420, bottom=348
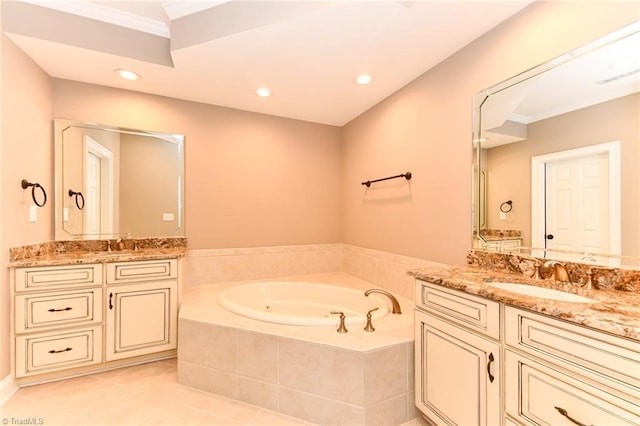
left=479, top=238, right=521, bottom=252
left=11, top=257, right=181, bottom=381
left=414, top=280, right=501, bottom=426
left=503, top=306, right=639, bottom=426
left=105, top=260, right=178, bottom=361
left=415, top=279, right=640, bottom=426
left=12, top=264, right=104, bottom=377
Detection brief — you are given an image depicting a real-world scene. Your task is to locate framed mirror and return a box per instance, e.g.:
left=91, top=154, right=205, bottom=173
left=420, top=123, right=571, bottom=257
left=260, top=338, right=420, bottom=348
left=472, top=22, right=639, bottom=266
left=54, top=120, right=185, bottom=240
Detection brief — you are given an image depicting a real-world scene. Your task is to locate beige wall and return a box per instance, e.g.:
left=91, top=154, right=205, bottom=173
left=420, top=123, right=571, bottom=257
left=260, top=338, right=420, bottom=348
left=119, top=133, right=180, bottom=236
left=485, top=93, right=639, bottom=254
left=1, top=36, right=53, bottom=379
left=2, top=1, right=639, bottom=383
left=52, top=79, right=343, bottom=249
left=341, top=1, right=639, bottom=265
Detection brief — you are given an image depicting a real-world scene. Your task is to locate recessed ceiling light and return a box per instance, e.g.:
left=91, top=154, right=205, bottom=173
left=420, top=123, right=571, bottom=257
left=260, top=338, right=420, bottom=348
left=257, top=88, right=271, bottom=97
left=356, top=74, right=372, bottom=85
left=115, top=69, right=141, bottom=81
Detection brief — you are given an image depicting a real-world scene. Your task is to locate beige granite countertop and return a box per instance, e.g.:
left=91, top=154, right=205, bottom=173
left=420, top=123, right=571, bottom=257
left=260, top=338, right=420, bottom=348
left=8, top=247, right=187, bottom=268
left=8, top=237, right=187, bottom=268
left=409, top=264, right=640, bottom=341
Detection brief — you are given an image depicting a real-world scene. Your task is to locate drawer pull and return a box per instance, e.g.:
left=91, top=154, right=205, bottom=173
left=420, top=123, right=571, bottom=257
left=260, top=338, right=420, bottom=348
left=48, top=347, right=72, bottom=354
left=48, top=307, right=73, bottom=312
left=487, top=352, right=495, bottom=383
left=554, top=406, right=591, bottom=426
left=109, top=293, right=113, bottom=310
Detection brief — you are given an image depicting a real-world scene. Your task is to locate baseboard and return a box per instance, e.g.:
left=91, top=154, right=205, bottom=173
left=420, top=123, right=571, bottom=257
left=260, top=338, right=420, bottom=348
left=0, top=373, right=19, bottom=407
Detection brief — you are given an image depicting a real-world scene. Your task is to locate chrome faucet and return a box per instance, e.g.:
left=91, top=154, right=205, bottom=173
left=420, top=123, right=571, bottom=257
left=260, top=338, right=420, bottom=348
left=364, top=289, right=402, bottom=314
left=544, top=260, right=571, bottom=284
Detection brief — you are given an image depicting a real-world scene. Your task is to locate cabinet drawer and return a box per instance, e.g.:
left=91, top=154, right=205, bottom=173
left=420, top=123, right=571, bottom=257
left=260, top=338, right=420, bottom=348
left=504, top=350, right=639, bottom=426
left=106, top=259, right=177, bottom=284
left=416, top=280, right=500, bottom=340
left=15, top=326, right=102, bottom=377
left=15, top=264, right=102, bottom=292
left=504, top=306, right=640, bottom=396
left=15, top=289, right=102, bottom=333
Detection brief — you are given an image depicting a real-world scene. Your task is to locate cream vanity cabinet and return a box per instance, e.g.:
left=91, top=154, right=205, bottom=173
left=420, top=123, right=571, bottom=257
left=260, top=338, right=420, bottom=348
left=480, top=238, right=521, bottom=252
left=12, top=258, right=180, bottom=380
left=415, top=279, right=640, bottom=426
left=503, top=306, right=639, bottom=426
left=414, top=280, right=501, bottom=426
left=12, top=264, right=104, bottom=377
left=105, top=259, right=178, bottom=361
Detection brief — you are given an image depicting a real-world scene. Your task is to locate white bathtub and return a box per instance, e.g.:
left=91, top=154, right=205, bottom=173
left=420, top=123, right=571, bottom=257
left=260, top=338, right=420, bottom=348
left=218, top=281, right=390, bottom=326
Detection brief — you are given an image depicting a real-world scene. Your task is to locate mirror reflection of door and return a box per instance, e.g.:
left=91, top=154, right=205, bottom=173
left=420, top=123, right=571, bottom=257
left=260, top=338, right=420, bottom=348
left=532, top=141, right=621, bottom=258
left=84, top=135, right=114, bottom=237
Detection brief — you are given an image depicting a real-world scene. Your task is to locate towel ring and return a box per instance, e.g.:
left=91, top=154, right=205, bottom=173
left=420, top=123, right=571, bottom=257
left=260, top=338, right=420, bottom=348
left=500, top=200, right=513, bottom=213
left=68, top=189, right=85, bottom=210
left=21, top=179, right=47, bottom=207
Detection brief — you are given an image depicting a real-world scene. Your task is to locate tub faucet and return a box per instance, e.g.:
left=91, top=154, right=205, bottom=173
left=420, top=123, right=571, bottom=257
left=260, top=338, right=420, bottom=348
left=330, top=311, right=348, bottom=333
left=364, top=289, right=402, bottom=314
left=364, top=307, right=379, bottom=332
left=544, top=260, right=571, bottom=284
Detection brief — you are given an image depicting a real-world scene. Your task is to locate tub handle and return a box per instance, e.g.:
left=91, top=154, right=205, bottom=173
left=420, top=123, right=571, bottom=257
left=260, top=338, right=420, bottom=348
left=330, top=311, right=348, bottom=333
left=364, top=307, right=379, bottom=332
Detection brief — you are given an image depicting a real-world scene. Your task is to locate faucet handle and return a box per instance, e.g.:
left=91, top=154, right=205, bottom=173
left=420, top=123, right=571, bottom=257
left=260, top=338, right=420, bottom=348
left=330, top=311, right=348, bottom=333
left=364, top=307, right=379, bottom=332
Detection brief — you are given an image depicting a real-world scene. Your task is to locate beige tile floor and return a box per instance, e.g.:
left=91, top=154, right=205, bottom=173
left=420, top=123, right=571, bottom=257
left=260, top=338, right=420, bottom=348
left=2, top=359, right=426, bottom=425
left=1, top=359, right=319, bottom=426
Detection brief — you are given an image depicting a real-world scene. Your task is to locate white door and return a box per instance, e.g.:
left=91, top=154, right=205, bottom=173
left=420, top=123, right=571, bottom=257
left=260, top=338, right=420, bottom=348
left=84, top=136, right=114, bottom=236
left=85, top=151, right=101, bottom=235
left=531, top=141, right=621, bottom=260
left=545, top=152, right=609, bottom=254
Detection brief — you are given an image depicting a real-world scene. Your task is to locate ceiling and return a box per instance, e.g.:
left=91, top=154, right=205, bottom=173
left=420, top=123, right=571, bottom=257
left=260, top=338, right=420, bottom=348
left=481, top=26, right=640, bottom=148
left=3, top=0, right=533, bottom=126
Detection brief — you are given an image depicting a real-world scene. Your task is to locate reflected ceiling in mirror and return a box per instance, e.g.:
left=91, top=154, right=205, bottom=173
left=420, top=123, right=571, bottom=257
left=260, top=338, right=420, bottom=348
left=472, top=22, right=640, bottom=266
left=54, top=120, right=185, bottom=240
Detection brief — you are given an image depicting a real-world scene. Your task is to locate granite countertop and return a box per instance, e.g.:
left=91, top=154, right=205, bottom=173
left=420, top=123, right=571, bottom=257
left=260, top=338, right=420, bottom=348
left=8, top=247, right=187, bottom=268
left=8, top=237, right=187, bottom=268
left=409, top=264, right=640, bottom=341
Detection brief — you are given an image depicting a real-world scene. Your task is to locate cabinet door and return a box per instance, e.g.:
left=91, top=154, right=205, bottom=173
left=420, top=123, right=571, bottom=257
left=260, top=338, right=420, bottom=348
left=105, top=281, right=177, bottom=361
left=415, top=310, right=500, bottom=426
left=504, top=350, right=640, bottom=426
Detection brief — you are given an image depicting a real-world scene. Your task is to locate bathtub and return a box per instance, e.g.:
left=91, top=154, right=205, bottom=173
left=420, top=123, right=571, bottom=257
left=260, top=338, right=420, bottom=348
left=179, top=272, right=415, bottom=425
left=218, top=281, right=389, bottom=326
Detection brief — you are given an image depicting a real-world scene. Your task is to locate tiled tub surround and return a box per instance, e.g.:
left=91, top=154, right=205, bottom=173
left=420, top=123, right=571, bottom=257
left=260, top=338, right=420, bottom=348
left=178, top=272, right=416, bottom=426
left=185, top=243, right=444, bottom=300
left=410, top=262, right=640, bottom=340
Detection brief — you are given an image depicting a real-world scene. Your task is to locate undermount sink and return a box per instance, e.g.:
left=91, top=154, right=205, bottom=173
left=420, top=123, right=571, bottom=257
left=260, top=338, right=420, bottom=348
left=488, top=282, right=596, bottom=303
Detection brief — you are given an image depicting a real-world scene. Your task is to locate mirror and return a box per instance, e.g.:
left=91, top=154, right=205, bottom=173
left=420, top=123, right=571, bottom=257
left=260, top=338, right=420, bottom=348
left=472, top=22, right=640, bottom=266
left=54, top=120, right=185, bottom=240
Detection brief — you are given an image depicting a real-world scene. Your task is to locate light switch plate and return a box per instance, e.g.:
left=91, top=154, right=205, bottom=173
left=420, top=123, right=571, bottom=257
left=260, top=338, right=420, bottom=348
left=29, top=205, right=37, bottom=222
left=162, top=213, right=175, bottom=222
